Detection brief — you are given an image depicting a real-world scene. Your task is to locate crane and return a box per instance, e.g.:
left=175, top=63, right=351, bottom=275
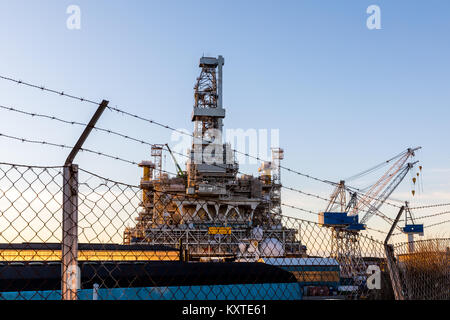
left=318, top=147, right=421, bottom=289
left=402, top=201, right=424, bottom=252
left=320, top=147, right=421, bottom=231
left=165, top=144, right=186, bottom=179
left=348, top=147, right=421, bottom=228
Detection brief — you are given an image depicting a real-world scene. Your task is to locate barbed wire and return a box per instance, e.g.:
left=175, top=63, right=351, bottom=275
left=0, top=76, right=432, bottom=232
left=0, top=129, right=396, bottom=234
left=83, top=163, right=390, bottom=235
left=0, top=74, right=338, bottom=182
left=0, top=74, right=423, bottom=227
left=280, top=203, right=388, bottom=235
left=0, top=75, right=99, bottom=105
left=78, top=167, right=140, bottom=189
left=392, top=215, right=450, bottom=236
left=0, top=131, right=139, bottom=167
left=0, top=76, right=447, bottom=301
left=0, top=131, right=343, bottom=228
left=0, top=131, right=388, bottom=236
left=77, top=166, right=391, bottom=255
left=2, top=160, right=446, bottom=300
left=0, top=129, right=349, bottom=232
left=409, top=203, right=450, bottom=210
left=0, top=73, right=413, bottom=215
left=0, top=103, right=177, bottom=153
left=0, top=102, right=346, bottom=208
left=281, top=186, right=400, bottom=229
left=0, top=75, right=405, bottom=213
left=80, top=165, right=346, bottom=231
left=0, top=75, right=418, bottom=214
left=424, top=219, right=450, bottom=229
left=414, top=210, right=450, bottom=221
left=345, top=185, right=403, bottom=208
left=397, top=208, right=450, bottom=224
left=281, top=185, right=332, bottom=203
left=0, top=161, right=63, bottom=169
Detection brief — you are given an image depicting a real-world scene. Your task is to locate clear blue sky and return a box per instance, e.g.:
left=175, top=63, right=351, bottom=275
left=0, top=0, right=449, bottom=238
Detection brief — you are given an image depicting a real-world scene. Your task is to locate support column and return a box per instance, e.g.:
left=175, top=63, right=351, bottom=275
left=407, top=233, right=415, bottom=253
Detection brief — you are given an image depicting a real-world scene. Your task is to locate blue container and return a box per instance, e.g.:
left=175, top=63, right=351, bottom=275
left=402, top=224, right=424, bottom=234
left=319, top=212, right=358, bottom=227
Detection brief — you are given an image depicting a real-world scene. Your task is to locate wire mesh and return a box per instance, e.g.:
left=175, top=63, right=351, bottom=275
left=393, top=238, right=449, bottom=300
left=0, top=163, right=63, bottom=300
left=75, top=167, right=390, bottom=300
left=0, top=162, right=446, bottom=300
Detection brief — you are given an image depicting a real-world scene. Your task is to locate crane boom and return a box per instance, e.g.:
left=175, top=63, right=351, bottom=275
left=348, top=147, right=420, bottom=220
left=324, top=180, right=347, bottom=212
left=360, top=161, right=418, bottom=224
left=165, top=144, right=185, bottom=178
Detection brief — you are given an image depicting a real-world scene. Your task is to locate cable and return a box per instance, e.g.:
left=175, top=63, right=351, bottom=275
left=344, top=149, right=409, bottom=182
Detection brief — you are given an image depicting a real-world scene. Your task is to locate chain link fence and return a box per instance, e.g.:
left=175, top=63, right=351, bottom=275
left=393, top=238, right=449, bottom=300
left=0, top=163, right=63, bottom=299
left=0, top=162, right=447, bottom=300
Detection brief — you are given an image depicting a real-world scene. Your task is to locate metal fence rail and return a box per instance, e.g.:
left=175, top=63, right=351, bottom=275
left=0, top=162, right=447, bottom=300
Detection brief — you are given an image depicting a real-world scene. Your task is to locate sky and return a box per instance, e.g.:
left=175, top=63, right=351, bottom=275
left=0, top=0, right=449, bottom=241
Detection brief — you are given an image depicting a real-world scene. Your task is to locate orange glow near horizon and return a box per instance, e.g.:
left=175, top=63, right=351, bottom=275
left=0, top=249, right=179, bottom=262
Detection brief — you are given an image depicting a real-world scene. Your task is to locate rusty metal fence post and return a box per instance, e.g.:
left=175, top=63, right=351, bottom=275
left=61, top=99, right=108, bottom=300
left=62, top=164, right=79, bottom=300
left=384, top=206, right=405, bottom=300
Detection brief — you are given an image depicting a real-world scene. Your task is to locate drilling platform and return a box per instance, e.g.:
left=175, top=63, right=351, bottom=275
left=124, top=56, right=306, bottom=261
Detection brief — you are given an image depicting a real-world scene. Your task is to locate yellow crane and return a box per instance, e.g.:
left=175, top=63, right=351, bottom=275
left=165, top=144, right=185, bottom=179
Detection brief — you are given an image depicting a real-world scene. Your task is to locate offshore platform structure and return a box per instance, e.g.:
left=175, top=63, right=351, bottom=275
left=124, top=56, right=305, bottom=261
left=319, top=147, right=421, bottom=284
